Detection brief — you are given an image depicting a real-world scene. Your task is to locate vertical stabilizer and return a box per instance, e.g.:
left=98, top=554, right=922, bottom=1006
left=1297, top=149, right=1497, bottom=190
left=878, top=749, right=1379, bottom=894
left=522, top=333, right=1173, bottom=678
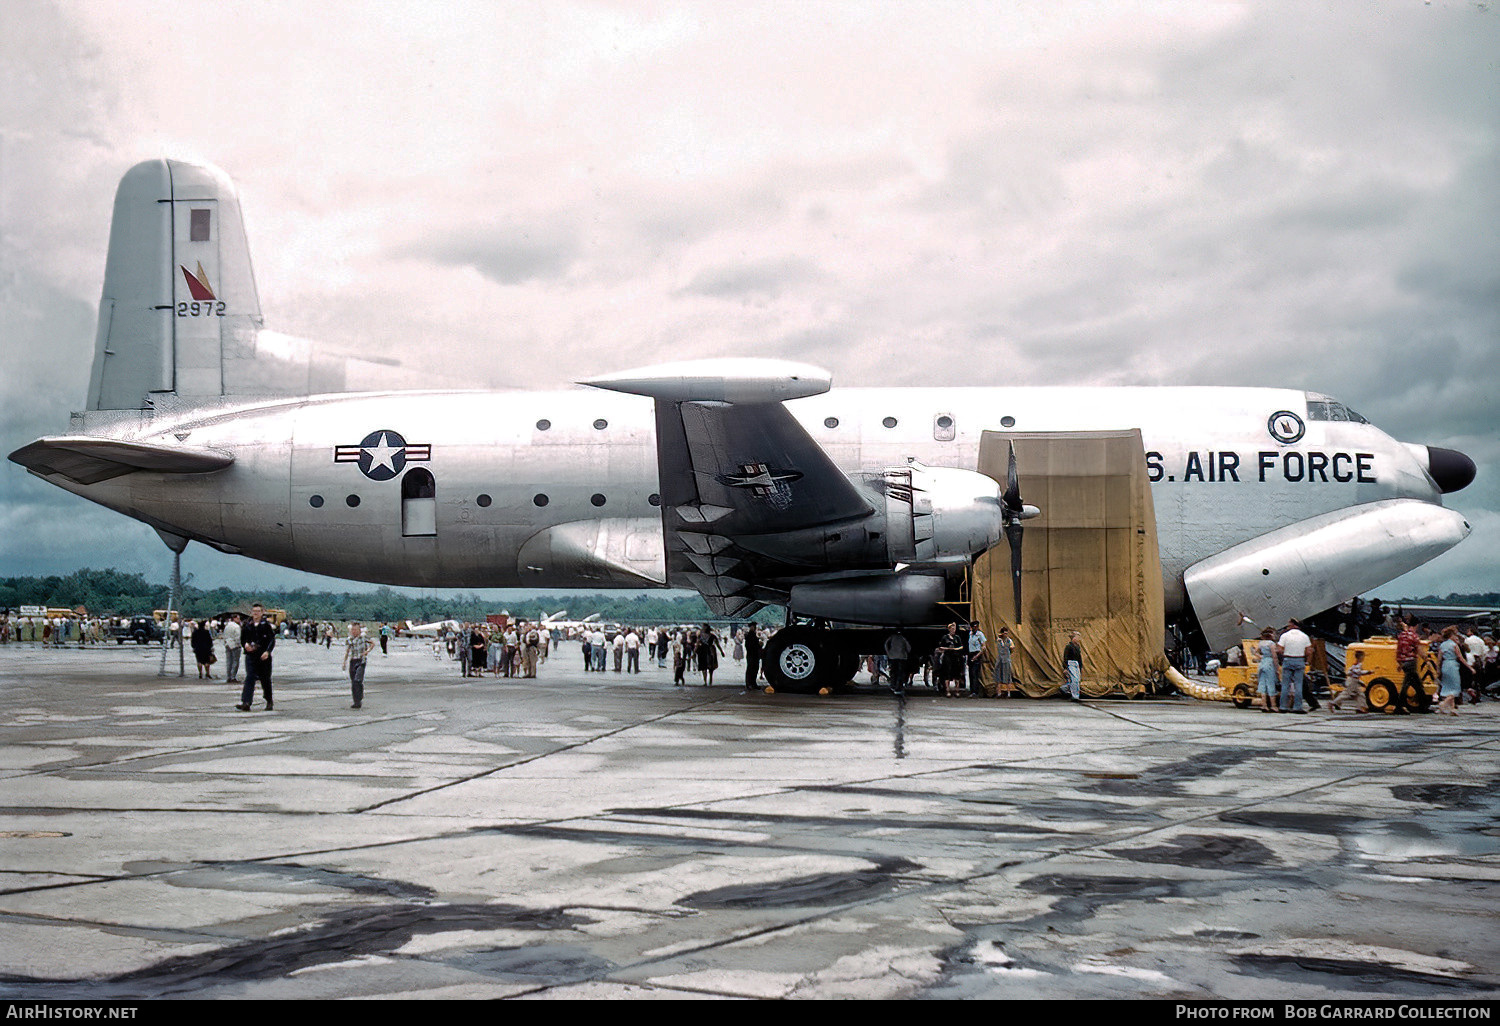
left=87, top=159, right=263, bottom=410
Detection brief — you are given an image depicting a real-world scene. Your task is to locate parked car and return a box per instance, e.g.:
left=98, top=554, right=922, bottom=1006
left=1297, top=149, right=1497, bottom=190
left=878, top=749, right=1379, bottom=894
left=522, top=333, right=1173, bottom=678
left=110, top=616, right=165, bottom=645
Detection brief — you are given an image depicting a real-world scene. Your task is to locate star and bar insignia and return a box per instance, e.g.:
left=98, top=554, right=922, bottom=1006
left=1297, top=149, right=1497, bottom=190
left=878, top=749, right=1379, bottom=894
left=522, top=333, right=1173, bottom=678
left=334, top=430, right=431, bottom=481
left=720, top=463, right=803, bottom=493
left=718, top=462, right=802, bottom=510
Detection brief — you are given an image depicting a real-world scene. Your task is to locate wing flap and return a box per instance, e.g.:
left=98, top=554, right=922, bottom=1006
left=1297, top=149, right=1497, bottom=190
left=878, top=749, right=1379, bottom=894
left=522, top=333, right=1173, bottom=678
left=8, top=436, right=234, bottom=485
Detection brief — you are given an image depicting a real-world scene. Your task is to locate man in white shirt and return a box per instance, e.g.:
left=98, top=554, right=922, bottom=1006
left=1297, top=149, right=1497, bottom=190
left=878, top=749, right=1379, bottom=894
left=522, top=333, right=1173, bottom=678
left=1464, top=628, right=1486, bottom=698
left=223, top=614, right=243, bottom=682
left=1276, top=620, right=1313, bottom=713
left=625, top=630, right=641, bottom=673
left=590, top=628, right=607, bottom=671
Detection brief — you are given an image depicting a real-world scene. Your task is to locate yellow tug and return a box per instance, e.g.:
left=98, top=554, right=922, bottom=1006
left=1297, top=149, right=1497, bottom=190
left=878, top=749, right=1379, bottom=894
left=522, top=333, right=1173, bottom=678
left=1217, top=636, right=1438, bottom=714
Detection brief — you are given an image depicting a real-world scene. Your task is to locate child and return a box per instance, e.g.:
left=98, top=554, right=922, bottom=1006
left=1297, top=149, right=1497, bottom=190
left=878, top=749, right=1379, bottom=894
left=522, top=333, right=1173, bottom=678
left=1329, top=649, right=1370, bottom=713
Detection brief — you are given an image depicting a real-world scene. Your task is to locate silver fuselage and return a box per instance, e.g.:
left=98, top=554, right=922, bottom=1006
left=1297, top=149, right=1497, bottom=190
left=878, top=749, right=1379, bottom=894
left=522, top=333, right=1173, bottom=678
left=53, top=384, right=1443, bottom=616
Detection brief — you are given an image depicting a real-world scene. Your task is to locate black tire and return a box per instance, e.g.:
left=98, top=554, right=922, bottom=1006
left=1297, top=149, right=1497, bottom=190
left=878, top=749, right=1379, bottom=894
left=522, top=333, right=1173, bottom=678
left=763, top=628, right=826, bottom=693
left=1231, top=684, right=1252, bottom=709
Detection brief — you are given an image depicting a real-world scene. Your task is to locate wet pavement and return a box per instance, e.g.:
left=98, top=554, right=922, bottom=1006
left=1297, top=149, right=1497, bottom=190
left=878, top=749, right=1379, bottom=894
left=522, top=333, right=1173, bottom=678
left=0, top=639, right=1496, bottom=999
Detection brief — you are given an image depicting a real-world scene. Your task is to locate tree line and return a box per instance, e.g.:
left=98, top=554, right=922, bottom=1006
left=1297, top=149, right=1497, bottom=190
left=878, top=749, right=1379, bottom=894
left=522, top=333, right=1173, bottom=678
left=0, top=568, right=787, bottom=625
left=5, top=568, right=1490, bottom=626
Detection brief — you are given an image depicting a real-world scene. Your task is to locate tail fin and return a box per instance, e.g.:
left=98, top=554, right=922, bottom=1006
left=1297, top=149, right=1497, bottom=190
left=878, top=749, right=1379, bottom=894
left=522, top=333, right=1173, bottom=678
left=87, top=159, right=264, bottom=410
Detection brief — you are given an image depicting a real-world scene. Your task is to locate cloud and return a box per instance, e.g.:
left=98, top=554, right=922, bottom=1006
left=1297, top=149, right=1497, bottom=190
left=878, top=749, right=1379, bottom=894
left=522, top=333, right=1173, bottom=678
left=417, top=225, right=581, bottom=286
left=678, top=258, right=821, bottom=300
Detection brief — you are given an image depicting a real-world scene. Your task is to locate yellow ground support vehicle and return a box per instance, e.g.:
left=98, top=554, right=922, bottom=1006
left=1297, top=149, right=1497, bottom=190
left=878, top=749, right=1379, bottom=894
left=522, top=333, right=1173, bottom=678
left=1341, top=637, right=1437, bottom=714
left=1216, top=638, right=1332, bottom=709
left=1216, top=643, right=1262, bottom=709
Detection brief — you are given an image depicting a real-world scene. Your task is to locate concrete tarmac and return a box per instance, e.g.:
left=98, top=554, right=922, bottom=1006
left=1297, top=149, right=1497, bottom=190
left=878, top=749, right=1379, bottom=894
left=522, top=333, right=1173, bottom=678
left=0, top=639, right=1496, bottom=1000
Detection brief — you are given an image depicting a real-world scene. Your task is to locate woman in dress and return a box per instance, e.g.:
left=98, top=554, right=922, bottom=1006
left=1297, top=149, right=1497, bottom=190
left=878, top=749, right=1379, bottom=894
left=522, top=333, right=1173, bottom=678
left=1255, top=627, right=1280, bottom=713
left=190, top=619, right=216, bottom=679
left=1437, top=626, right=1467, bottom=716
left=697, top=625, right=723, bottom=686
left=672, top=630, right=687, bottom=686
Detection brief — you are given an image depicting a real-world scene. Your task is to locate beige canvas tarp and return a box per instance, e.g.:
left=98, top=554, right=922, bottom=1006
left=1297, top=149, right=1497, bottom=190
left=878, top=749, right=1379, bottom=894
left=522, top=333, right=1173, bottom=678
left=972, top=430, right=1167, bottom=697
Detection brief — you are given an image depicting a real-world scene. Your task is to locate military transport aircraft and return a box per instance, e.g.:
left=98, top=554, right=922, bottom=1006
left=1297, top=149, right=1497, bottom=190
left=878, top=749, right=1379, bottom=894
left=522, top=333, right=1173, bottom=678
left=9, top=159, right=1477, bottom=690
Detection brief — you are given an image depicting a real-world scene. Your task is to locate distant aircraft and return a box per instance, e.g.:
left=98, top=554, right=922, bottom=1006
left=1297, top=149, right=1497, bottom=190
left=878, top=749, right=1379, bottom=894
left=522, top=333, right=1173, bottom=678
left=539, top=611, right=602, bottom=633
left=9, top=159, right=1477, bottom=690
left=398, top=618, right=460, bottom=638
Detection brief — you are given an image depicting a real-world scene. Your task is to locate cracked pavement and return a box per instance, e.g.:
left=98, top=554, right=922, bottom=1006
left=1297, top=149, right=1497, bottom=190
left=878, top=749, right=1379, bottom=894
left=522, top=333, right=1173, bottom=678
left=0, top=640, right=1496, bottom=999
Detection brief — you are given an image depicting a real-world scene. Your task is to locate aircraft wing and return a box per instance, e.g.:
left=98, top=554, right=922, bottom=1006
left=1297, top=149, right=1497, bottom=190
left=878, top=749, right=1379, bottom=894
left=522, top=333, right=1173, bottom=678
left=584, top=359, right=870, bottom=616
left=9, top=436, right=235, bottom=486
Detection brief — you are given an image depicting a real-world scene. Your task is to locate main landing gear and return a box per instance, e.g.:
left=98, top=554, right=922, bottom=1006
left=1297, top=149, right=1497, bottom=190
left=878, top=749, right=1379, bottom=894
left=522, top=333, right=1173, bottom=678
left=761, top=625, right=922, bottom=693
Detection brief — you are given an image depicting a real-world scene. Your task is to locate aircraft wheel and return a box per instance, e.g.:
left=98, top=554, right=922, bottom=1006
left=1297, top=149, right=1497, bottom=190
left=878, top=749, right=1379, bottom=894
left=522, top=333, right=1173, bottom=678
left=1399, top=679, right=1431, bottom=713
left=1364, top=677, right=1397, bottom=715
left=763, top=629, right=824, bottom=694
left=1231, top=684, right=1252, bottom=709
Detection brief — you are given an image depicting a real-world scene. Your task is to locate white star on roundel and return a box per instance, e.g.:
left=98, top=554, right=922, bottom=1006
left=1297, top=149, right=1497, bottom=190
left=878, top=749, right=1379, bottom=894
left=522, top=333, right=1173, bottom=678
left=363, top=433, right=402, bottom=473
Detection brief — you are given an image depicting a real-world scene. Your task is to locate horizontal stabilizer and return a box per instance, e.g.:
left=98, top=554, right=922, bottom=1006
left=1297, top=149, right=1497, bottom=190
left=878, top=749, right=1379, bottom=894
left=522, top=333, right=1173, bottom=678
left=8, top=436, right=234, bottom=485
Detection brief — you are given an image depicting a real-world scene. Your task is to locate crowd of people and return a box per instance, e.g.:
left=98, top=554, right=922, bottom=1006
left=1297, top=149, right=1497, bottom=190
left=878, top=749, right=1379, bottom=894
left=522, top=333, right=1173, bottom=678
left=432, top=621, right=765, bottom=690
left=1233, top=615, right=1498, bottom=716
left=0, top=614, right=135, bottom=645
left=7, top=603, right=1498, bottom=716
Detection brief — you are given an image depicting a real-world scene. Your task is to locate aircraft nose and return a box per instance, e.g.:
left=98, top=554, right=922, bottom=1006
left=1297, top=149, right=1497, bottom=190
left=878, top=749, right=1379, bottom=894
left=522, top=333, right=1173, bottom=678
left=1427, top=446, right=1476, bottom=493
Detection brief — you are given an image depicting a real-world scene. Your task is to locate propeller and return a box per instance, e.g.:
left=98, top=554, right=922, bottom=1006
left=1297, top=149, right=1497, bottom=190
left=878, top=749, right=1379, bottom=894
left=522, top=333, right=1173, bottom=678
left=1000, top=441, right=1039, bottom=623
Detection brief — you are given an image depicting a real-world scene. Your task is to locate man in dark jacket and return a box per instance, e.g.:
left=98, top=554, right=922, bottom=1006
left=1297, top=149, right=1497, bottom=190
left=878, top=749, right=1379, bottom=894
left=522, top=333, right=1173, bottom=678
left=744, top=625, right=762, bottom=690
left=237, top=603, right=277, bottom=711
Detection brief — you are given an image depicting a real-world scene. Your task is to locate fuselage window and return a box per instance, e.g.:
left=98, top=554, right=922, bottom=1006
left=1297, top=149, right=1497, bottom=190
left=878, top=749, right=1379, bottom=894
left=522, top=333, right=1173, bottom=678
left=824, top=417, right=839, bottom=429
left=536, top=419, right=551, bottom=431
left=309, top=495, right=324, bottom=508
left=534, top=494, right=549, bottom=507
left=345, top=494, right=361, bottom=508
left=1000, top=415, right=1016, bottom=428
left=882, top=416, right=898, bottom=429
left=648, top=493, right=661, bottom=507
left=934, top=413, right=955, bottom=441
left=591, top=493, right=607, bottom=507
left=477, top=493, right=492, bottom=507
left=593, top=419, right=608, bottom=430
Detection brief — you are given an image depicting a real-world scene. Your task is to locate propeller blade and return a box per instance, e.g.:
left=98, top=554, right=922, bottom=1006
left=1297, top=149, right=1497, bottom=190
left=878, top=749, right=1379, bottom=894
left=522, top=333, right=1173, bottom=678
left=1006, top=520, right=1024, bottom=623
left=1003, top=441, right=1022, bottom=514
left=1000, top=441, right=1029, bottom=622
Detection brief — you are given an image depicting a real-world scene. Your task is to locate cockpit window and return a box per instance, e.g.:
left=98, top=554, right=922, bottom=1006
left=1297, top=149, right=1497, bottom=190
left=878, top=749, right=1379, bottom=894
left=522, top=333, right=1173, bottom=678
left=1306, top=398, right=1368, bottom=424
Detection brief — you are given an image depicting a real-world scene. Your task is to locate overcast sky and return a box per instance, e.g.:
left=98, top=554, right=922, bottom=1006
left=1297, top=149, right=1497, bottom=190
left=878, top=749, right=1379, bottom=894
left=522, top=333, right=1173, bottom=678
left=2, top=1, right=1496, bottom=602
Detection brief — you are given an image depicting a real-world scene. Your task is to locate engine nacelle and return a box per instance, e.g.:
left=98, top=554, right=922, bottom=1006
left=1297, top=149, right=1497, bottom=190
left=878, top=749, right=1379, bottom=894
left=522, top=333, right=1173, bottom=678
left=789, top=574, right=948, bottom=626
left=878, top=463, right=1005, bottom=564
left=1184, top=498, right=1471, bottom=652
